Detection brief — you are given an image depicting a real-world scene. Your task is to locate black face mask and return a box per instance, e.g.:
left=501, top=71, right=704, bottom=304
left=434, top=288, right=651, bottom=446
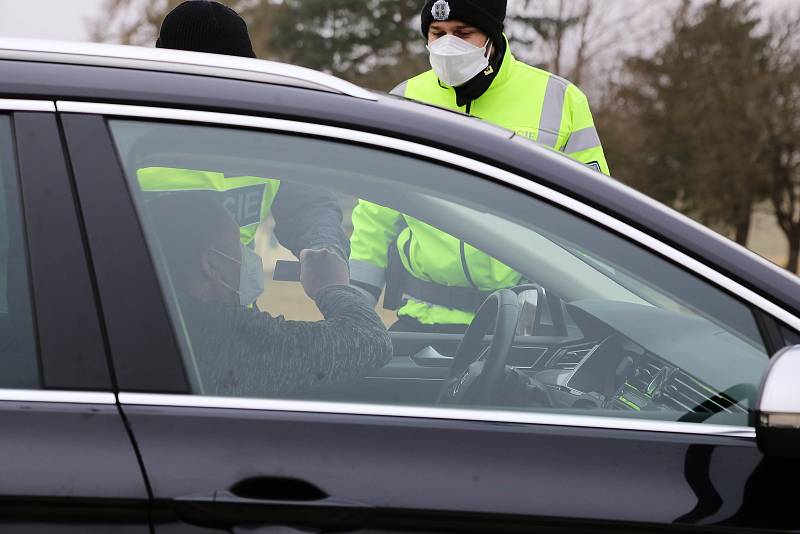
left=453, top=36, right=507, bottom=110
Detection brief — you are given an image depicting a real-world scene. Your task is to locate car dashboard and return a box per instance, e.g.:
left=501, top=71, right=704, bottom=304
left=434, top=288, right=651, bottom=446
left=528, top=337, right=750, bottom=421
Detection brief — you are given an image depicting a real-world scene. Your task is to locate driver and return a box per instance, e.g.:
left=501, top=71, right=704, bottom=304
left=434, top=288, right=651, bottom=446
left=147, top=193, right=393, bottom=397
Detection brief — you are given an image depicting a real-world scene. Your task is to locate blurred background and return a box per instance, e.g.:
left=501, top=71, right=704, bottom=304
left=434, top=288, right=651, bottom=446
left=1, top=0, right=799, bottom=274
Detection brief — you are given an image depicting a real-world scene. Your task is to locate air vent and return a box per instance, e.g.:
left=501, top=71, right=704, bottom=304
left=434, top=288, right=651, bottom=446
left=549, top=343, right=596, bottom=370
left=629, top=356, right=746, bottom=414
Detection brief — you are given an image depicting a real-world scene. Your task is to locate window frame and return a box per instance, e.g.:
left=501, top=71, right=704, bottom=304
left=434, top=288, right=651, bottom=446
left=62, top=100, right=800, bottom=437
left=59, top=112, right=189, bottom=394
left=0, top=101, right=114, bottom=392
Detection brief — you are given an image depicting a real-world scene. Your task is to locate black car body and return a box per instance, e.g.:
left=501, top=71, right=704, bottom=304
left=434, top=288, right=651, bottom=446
left=0, top=38, right=798, bottom=533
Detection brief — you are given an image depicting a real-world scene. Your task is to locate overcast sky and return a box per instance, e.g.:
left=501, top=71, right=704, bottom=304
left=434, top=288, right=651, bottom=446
left=0, top=0, right=104, bottom=41
left=0, top=0, right=796, bottom=44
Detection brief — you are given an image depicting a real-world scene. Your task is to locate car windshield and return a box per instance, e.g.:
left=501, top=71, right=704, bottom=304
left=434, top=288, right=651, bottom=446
left=542, top=232, right=710, bottom=318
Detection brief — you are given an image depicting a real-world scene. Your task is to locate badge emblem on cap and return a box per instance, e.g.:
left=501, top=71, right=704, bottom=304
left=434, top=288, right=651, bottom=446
left=432, top=0, right=451, bottom=21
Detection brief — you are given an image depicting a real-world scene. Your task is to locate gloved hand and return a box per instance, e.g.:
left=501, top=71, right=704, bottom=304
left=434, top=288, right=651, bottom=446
left=299, top=248, right=350, bottom=299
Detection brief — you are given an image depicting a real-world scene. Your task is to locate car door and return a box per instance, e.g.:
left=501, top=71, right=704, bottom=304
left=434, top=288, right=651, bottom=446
left=0, top=101, right=149, bottom=531
left=59, top=101, right=800, bottom=533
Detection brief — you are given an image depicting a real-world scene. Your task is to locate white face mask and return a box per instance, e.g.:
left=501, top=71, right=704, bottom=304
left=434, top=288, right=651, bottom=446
left=212, top=245, right=265, bottom=306
left=427, top=35, right=492, bottom=88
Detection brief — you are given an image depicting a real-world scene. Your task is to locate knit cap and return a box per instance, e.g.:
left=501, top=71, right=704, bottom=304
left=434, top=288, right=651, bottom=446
left=420, top=0, right=507, bottom=44
left=156, top=1, right=256, bottom=58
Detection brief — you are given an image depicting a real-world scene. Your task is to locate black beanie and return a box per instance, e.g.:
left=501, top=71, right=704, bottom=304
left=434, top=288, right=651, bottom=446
left=156, top=1, right=256, bottom=58
left=420, top=0, right=507, bottom=43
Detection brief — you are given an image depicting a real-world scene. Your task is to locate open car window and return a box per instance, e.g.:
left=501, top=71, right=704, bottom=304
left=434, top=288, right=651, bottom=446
left=109, top=119, right=768, bottom=427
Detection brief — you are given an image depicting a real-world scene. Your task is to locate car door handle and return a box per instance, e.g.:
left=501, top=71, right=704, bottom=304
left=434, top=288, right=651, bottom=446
left=410, top=345, right=454, bottom=367
left=173, top=477, right=374, bottom=529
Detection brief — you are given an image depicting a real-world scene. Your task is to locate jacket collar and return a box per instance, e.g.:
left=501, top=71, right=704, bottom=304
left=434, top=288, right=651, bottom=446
left=449, top=34, right=515, bottom=108
left=488, top=34, right=515, bottom=91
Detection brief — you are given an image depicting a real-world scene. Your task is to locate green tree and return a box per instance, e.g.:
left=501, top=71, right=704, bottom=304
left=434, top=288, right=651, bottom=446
left=93, top=0, right=427, bottom=91
left=91, top=0, right=181, bottom=45
left=598, top=0, right=772, bottom=246
left=92, top=0, right=657, bottom=93
left=761, top=15, right=800, bottom=271
left=247, top=0, right=427, bottom=91
left=506, top=0, right=663, bottom=90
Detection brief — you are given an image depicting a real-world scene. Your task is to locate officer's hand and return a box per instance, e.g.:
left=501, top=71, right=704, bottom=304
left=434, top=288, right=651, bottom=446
left=299, top=248, right=349, bottom=299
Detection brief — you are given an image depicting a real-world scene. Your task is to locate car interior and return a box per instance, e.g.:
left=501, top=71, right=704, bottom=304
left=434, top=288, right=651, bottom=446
left=110, top=119, right=769, bottom=428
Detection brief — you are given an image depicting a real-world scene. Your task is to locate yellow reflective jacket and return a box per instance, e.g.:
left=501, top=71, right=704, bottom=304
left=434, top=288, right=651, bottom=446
left=137, top=167, right=281, bottom=245
left=350, top=38, right=609, bottom=325
left=395, top=37, right=609, bottom=173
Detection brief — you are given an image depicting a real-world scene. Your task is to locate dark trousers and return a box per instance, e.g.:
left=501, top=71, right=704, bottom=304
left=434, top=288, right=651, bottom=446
left=389, top=315, right=469, bottom=334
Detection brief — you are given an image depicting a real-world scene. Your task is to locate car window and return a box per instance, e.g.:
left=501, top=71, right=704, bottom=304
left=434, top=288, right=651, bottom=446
left=109, top=119, right=768, bottom=427
left=0, top=116, right=39, bottom=388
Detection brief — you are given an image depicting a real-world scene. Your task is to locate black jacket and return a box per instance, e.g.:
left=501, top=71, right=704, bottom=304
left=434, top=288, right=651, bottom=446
left=180, top=285, right=392, bottom=397
left=271, top=182, right=350, bottom=260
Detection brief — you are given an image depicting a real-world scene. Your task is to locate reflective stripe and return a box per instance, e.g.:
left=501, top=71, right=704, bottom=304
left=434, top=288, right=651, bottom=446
left=349, top=259, right=386, bottom=289
left=564, top=126, right=601, bottom=154
left=537, top=75, right=568, bottom=148
left=390, top=80, right=409, bottom=97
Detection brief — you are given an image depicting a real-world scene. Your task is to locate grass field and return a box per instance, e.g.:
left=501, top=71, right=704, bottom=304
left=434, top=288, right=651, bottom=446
left=748, top=207, right=791, bottom=269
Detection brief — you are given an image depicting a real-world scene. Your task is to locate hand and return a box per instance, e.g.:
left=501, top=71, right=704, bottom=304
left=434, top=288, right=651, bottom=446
left=299, top=248, right=349, bottom=299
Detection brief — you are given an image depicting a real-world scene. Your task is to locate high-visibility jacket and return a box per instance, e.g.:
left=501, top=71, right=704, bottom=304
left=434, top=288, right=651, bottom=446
left=393, top=37, right=609, bottom=173
left=350, top=38, right=609, bottom=325
left=137, top=167, right=281, bottom=245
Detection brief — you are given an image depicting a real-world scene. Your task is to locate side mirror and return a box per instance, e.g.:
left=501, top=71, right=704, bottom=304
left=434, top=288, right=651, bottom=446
left=756, top=345, right=800, bottom=458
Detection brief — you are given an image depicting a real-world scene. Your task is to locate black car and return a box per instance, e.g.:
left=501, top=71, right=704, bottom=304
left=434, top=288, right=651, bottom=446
left=0, top=38, right=798, bottom=533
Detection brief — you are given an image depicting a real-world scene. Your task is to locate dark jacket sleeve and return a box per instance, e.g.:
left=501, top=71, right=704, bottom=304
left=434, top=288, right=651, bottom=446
left=270, top=181, right=350, bottom=260
left=185, top=286, right=392, bottom=397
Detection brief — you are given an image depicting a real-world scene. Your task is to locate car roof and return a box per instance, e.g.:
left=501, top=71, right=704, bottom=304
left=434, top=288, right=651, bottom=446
left=0, top=39, right=798, bottom=321
left=0, top=38, right=377, bottom=100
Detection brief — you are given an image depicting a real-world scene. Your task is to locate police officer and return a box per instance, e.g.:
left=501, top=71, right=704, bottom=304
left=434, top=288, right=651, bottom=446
left=349, top=0, right=609, bottom=332
left=145, top=0, right=349, bottom=301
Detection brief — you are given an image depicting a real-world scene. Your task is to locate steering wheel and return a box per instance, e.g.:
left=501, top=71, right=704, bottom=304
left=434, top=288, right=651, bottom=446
left=437, top=289, right=521, bottom=405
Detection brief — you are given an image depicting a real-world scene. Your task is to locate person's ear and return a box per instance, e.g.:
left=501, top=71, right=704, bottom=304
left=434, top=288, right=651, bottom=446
left=201, top=249, right=222, bottom=282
